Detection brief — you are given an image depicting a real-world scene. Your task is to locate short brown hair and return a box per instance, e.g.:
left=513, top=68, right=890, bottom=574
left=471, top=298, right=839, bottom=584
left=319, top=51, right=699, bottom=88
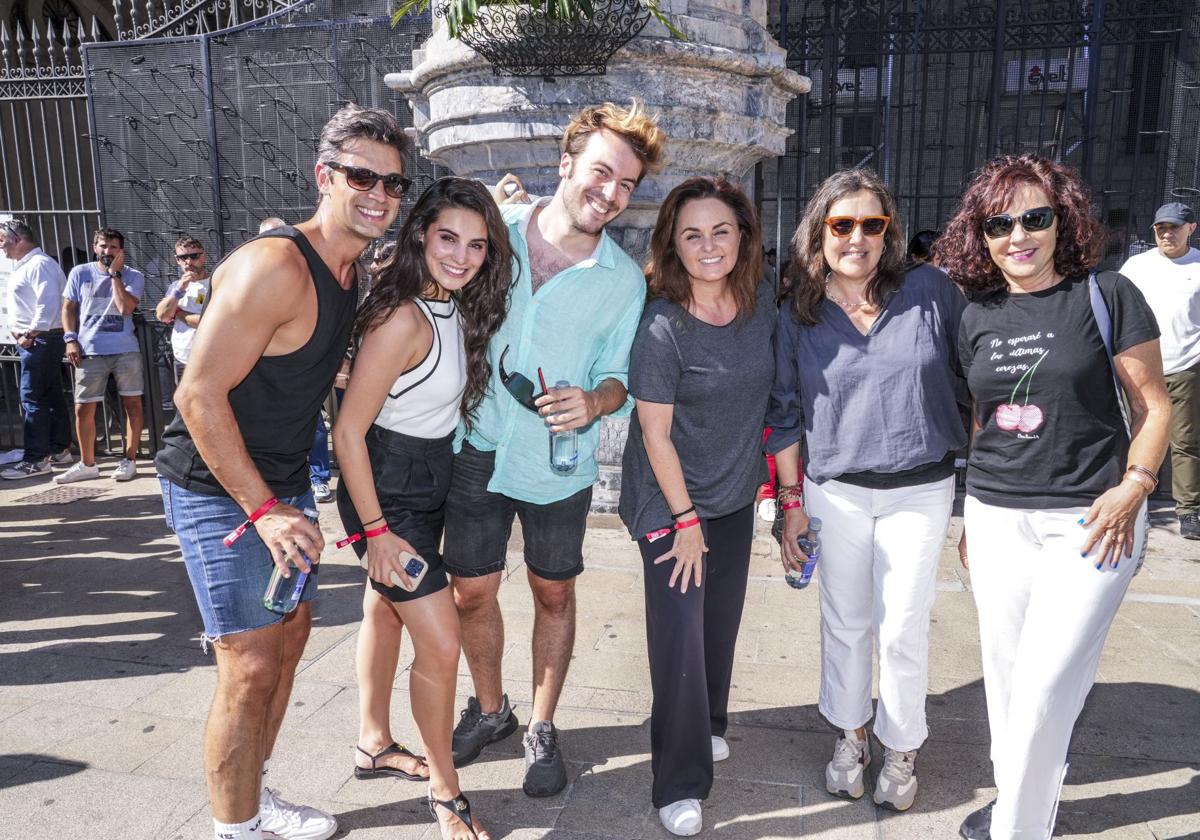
left=787, top=168, right=905, bottom=325
left=93, top=227, right=124, bottom=248
left=175, top=235, right=203, bottom=253
left=934, top=154, right=1107, bottom=296
left=646, top=176, right=762, bottom=319
left=562, top=101, right=666, bottom=183
left=317, top=104, right=410, bottom=167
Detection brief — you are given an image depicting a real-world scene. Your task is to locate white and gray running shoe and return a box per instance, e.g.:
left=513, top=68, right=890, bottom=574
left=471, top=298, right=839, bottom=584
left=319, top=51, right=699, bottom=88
left=873, top=747, right=918, bottom=811
left=826, top=730, right=870, bottom=799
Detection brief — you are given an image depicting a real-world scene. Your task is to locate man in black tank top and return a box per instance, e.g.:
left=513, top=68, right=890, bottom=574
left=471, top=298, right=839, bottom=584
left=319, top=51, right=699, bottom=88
left=154, top=105, right=410, bottom=840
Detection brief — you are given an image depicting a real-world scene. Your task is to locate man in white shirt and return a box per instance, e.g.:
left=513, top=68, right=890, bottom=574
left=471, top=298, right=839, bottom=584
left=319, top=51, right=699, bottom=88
left=0, top=220, right=72, bottom=479
left=155, top=235, right=210, bottom=383
left=1120, top=202, right=1200, bottom=539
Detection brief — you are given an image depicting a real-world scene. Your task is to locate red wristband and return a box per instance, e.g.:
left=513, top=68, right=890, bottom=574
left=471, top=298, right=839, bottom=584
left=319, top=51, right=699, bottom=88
left=336, top=525, right=391, bottom=552
left=780, top=500, right=803, bottom=511
left=223, top=496, right=279, bottom=547
left=674, top=517, right=700, bottom=530
left=335, top=523, right=390, bottom=549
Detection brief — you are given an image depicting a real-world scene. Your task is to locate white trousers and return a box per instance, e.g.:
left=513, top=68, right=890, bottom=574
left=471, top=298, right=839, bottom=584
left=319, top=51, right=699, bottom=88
left=806, top=476, right=954, bottom=751
left=964, top=495, right=1145, bottom=840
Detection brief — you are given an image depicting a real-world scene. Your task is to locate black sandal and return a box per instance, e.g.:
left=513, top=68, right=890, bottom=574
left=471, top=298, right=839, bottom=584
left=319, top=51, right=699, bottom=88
left=353, top=742, right=428, bottom=781
left=428, top=790, right=483, bottom=839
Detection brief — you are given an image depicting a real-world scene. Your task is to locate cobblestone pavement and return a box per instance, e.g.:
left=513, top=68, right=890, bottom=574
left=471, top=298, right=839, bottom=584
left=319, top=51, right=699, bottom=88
left=0, top=460, right=1197, bottom=839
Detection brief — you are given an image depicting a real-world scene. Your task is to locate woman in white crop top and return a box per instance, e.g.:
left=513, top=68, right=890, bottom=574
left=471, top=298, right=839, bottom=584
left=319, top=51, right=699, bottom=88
left=333, top=178, right=514, bottom=840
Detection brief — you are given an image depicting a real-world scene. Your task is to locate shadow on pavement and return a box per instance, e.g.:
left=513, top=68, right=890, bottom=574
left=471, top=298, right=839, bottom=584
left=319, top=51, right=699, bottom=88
left=0, top=755, right=87, bottom=790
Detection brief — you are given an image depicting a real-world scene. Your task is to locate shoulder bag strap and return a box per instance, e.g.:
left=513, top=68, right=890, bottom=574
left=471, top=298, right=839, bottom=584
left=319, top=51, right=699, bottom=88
left=1087, top=272, right=1131, bottom=434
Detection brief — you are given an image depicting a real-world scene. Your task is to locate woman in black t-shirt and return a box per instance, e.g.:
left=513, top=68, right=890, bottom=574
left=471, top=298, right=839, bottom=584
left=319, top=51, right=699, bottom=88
left=937, top=155, right=1171, bottom=840
left=619, top=177, right=776, bottom=837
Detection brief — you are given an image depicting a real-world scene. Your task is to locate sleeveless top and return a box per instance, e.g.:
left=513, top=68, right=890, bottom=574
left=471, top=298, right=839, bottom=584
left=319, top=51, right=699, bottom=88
left=373, top=297, right=466, bottom=439
left=155, top=226, right=358, bottom=497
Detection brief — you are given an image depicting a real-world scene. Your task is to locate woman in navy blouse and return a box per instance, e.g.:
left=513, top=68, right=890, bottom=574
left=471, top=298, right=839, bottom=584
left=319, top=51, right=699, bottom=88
left=767, top=168, right=966, bottom=812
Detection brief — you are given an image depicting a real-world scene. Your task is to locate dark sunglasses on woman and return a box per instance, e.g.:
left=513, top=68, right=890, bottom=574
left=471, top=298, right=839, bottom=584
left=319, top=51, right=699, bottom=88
left=324, top=161, right=412, bottom=199
left=499, top=345, right=548, bottom=413
left=982, top=206, right=1055, bottom=239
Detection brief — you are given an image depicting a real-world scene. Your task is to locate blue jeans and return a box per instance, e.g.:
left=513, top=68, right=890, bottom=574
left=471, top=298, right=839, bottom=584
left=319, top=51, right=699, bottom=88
left=18, top=334, right=70, bottom=461
left=160, top=476, right=319, bottom=641
left=309, top=417, right=330, bottom=484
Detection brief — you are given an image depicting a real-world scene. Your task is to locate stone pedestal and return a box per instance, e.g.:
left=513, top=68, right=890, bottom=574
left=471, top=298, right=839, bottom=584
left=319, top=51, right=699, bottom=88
left=386, top=2, right=809, bottom=512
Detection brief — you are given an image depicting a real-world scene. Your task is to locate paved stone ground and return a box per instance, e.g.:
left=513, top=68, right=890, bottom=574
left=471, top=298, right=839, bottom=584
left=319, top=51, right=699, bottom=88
left=0, top=459, right=1197, bottom=839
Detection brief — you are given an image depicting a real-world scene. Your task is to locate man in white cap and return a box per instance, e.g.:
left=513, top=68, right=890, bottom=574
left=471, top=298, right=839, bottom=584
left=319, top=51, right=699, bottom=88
left=1120, top=202, right=1200, bottom=538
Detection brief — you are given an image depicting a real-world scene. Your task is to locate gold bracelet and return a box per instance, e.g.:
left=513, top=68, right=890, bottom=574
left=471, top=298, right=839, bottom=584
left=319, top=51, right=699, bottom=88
left=1125, top=464, right=1159, bottom=490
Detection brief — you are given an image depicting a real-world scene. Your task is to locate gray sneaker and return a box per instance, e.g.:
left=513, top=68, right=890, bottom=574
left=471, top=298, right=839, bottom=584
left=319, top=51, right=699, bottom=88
left=0, top=459, right=51, bottom=480
left=451, top=694, right=519, bottom=768
left=522, top=720, right=568, bottom=798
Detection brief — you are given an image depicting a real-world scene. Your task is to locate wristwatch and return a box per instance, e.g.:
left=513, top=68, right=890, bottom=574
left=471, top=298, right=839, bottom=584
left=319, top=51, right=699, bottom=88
left=63, top=331, right=79, bottom=344
left=172, top=285, right=186, bottom=300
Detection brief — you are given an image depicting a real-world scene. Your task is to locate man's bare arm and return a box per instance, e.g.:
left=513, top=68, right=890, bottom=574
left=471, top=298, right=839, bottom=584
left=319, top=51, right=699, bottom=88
left=156, top=292, right=181, bottom=323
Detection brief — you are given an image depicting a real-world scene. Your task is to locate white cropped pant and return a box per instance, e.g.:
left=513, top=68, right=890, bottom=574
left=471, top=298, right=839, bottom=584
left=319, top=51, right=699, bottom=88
left=805, top=476, right=955, bottom=752
left=964, top=495, right=1145, bottom=840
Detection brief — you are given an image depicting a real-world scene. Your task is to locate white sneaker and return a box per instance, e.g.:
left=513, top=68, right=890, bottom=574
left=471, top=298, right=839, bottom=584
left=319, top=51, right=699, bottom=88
left=873, top=747, right=918, bottom=811
left=757, top=497, right=777, bottom=522
left=826, top=730, right=870, bottom=799
left=659, top=798, right=702, bottom=836
left=711, top=735, right=730, bottom=762
left=49, top=449, right=74, bottom=465
left=259, top=787, right=337, bottom=840
left=56, top=461, right=101, bottom=484
left=112, top=458, right=136, bottom=482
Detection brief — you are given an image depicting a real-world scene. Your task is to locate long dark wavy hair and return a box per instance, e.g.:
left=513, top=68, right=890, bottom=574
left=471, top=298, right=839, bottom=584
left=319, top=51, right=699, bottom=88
left=351, top=177, right=515, bottom=431
left=933, top=154, right=1106, bottom=296
left=644, top=176, right=763, bottom=319
left=788, top=168, right=905, bottom=325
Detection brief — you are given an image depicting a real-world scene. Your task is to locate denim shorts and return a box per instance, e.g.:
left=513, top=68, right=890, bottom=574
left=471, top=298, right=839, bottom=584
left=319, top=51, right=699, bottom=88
left=160, top=475, right=319, bottom=642
left=442, top=441, right=592, bottom=581
left=75, top=351, right=143, bottom=402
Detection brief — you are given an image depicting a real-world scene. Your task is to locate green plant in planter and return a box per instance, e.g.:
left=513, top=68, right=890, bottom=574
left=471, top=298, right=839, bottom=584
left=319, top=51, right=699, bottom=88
left=392, top=0, right=684, bottom=40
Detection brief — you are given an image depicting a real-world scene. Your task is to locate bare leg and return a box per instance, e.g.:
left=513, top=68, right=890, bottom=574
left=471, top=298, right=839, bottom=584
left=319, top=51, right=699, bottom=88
left=120, top=394, right=143, bottom=461
left=261, top=602, right=312, bottom=769
left=354, top=584, right=427, bottom=777
left=205, top=621, right=287, bottom=823
left=451, top=572, right=505, bottom=713
left=75, top=402, right=96, bottom=465
left=399, top=588, right=488, bottom=839
left=527, top=573, right=576, bottom=723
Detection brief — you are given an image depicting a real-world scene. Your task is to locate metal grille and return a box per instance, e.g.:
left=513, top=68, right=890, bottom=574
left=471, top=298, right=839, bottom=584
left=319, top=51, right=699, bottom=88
left=84, top=0, right=440, bottom=305
left=763, top=0, right=1200, bottom=266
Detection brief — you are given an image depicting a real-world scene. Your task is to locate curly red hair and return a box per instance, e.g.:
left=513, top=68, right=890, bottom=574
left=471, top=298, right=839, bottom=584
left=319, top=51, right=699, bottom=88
left=933, top=154, right=1107, bottom=295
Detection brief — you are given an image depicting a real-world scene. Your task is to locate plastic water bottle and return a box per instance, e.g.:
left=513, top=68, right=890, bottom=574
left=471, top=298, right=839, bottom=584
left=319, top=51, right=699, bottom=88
left=787, top=516, right=822, bottom=589
left=548, top=379, right=578, bottom=474
left=263, top=508, right=320, bottom=613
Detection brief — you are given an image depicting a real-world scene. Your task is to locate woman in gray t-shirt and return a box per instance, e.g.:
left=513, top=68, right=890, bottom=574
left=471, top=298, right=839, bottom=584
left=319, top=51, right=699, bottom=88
left=618, top=177, right=775, bottom=836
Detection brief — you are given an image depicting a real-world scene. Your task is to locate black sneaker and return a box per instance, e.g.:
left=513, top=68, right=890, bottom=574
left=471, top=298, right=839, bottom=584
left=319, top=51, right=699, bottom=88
left=522, top=720, right=568, bottom=797
left=959, top=799, right=994, bottom=840
left=451, top=694, right=518, bottom=768
left=1180, top=512, right=1200, bottom=541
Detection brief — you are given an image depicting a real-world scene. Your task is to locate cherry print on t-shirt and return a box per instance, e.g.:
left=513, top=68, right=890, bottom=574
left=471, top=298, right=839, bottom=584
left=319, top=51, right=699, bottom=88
left=995, top=350, right=1048, bottom=434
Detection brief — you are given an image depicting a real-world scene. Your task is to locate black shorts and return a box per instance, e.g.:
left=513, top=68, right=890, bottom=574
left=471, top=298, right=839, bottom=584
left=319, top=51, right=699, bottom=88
left=443, top=441, right=592, bottom=581
left=335, top=424, right=452, bottom=603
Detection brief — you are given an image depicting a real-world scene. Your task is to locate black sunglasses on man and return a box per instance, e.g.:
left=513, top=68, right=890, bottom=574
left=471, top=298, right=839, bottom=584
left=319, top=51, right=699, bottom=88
left=499, top=345, right=549, bottom=413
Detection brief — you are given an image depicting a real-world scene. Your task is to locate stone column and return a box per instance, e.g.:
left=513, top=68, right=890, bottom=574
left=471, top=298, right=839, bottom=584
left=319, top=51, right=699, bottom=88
left=387, top=1, right=809, bottom=512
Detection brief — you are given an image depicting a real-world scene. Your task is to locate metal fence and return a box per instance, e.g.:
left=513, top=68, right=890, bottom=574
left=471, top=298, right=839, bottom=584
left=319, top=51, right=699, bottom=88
left=761, top=0, right=1200, bottom=264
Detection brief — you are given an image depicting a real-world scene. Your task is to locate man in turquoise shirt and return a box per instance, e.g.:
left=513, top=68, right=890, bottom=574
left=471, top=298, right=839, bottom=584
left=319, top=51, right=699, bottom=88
left=444, top=102, right=667, bottom=797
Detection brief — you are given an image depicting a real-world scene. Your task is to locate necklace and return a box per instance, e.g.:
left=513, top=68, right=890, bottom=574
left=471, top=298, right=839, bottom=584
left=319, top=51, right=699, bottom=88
left=824, top=273, right=871, bottom=311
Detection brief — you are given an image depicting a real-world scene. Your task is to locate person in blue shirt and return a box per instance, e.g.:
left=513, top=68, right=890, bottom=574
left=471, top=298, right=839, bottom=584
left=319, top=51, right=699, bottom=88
left=443, top=101, right=667, bottom=798
left=58, top=227, right=146, bottom=484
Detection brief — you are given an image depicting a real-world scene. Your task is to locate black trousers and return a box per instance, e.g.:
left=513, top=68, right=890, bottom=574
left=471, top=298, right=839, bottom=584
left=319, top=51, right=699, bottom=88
left=638, top=503, right=755, bottom=808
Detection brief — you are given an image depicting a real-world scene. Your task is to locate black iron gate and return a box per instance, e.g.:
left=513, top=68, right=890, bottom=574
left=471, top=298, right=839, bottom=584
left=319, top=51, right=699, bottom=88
left=763, top=0, right=1200, bottom=265
left=75, top=0, right=438, bottom=454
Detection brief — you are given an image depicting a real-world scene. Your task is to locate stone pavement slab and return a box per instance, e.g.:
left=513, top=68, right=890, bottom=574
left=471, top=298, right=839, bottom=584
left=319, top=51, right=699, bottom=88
left=1, top=465, right=1198, bottom=839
